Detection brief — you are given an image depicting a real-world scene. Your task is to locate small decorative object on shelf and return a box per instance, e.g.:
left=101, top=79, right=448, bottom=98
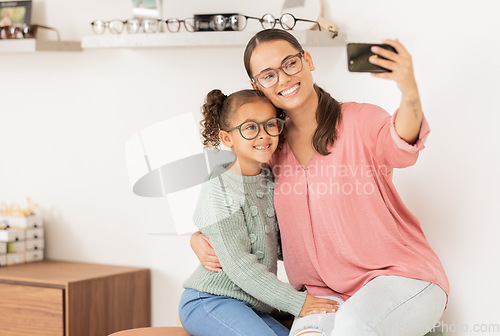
left=0, top=0, right=32, bottom=39
left=0, top=0, right=32, bottom=26
left=0, top=0, right=80, bottom=52
left=0, top=197, right=45, bottom=266
left=131, top=0, right=161, bottom=21
left=194, top=13, right=239, bottom=31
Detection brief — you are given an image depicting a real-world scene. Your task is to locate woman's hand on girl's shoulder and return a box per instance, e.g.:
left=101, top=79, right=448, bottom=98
left=368, top=39, right=419, bottom=97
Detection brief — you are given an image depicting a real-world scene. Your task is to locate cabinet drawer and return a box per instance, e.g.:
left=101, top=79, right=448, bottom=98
left=0, top=283, right=64, bottom=336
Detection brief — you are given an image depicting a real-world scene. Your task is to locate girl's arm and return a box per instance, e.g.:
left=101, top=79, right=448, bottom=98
left=202, top=209, right=306, bottom=315
left=369, top=39, right=423, bottom=145
left=200, top=210, right=337, bottom=316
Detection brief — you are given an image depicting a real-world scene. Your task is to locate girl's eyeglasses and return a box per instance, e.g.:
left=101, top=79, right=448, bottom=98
left=215, top=13, right=321, bottom=31
left=252, top=51, right=304, bottom=88
left=225, top=117, right=285, bottom=140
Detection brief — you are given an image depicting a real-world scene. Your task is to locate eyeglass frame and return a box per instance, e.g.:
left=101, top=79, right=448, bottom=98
left=90, top=19, right=127, bottom=34
left=90, top=18, right=207, bottom=34
left=0, top=24, right=60, bottom=41
left=211, top=13, right=321, bottom=32
left=225, top=117, right=285, bottom=140
left=164, top=18, right=209, bottom=32
left=260, top=13, right=321, bottom=31
left=211, top=14, right=260, bottom=31
left=123, top=18, right=164, bottom=34
left=251, top=51, right=305, bottom=88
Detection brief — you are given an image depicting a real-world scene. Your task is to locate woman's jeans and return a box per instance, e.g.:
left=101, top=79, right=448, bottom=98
left=179, top=288, right=290, bottom=336
left=289, top=275, right=447, bottom=336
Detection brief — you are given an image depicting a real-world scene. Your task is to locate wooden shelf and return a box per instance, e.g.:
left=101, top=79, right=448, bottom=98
left=81, top=30, right=344, bottom=49
left=0, top=39, right=81, bottom=53
left=0, top=260, right=151, bottom=336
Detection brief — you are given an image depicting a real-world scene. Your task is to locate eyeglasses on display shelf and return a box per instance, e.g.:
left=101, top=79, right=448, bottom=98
left=90, top=18, right=210, bottom=34
left=164, top=18, right=208, bottom=32
left=210, top=13, right=321, bottom=32
left=0, top=24, right=61, bottom=41
left=260, top=13, right=321, bottom=31
left=90, top=12, right=322, bottom=35
left=91, top=19, right=164, bottom=34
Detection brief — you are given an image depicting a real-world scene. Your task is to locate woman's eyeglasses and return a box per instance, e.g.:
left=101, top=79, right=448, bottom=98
left=252, top=51, right=304, bottom=88
left=225, top=117, right=285, bottom=140
left=0, top=24, right=60, bottom=40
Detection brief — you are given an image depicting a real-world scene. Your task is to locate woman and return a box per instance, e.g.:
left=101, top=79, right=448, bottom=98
left=191, top=29, right=448, bottom=336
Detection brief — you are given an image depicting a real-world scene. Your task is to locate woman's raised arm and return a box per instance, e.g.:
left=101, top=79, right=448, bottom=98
left=369, top=39, right=423, bottom=145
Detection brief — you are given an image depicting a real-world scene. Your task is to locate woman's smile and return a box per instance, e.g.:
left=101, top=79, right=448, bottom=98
left=278, top=83, right=301, bottom=97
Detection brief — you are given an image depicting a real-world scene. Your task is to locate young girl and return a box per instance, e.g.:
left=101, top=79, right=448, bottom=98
left=179, top=88, right=338, bottom=336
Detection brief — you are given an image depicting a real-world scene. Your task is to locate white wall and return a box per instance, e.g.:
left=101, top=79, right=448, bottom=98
left=1, top=0, right=499, bottom=334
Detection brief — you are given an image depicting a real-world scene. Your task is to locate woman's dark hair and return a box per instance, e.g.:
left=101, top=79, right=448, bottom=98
left=244, top=29, right=342, bottom=155
left=200, top=89, right=279, bottom=149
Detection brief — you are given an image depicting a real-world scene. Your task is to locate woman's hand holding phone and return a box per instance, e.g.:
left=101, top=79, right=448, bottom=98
left=370, top=39, right=423, bottom=144
left=369, top=39, right=419, bottom=97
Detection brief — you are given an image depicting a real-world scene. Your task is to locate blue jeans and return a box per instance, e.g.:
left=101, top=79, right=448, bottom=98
left=289, top=276, right=447, bottom=336
left=179, top=288, right=290, bottom=336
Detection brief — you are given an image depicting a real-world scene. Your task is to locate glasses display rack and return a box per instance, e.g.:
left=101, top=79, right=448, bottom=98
left=0, top=39, right=81, bottom=53
left=81, top=29, right=343, bottom=49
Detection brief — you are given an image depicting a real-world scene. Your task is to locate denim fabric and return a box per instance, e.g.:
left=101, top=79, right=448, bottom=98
left=179, top=288, right=290, bottom=336
left=289, top=276, right=447, bottom=336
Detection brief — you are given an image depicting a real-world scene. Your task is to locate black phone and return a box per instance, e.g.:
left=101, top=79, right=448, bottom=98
left=347, top=43, right=397, bottom=73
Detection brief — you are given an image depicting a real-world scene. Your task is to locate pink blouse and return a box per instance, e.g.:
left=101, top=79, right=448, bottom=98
left=270, top=102, right=449, bottom=301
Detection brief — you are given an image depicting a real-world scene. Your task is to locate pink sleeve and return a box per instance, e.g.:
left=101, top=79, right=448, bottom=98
left=389, top=109, right=430, bottom=154
left=359, top=104, right=430, bottom=168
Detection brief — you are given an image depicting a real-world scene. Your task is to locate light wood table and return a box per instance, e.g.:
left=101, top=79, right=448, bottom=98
left=0, top=260, right=151, bottom=336
left=109, top=327, right=190, bottom=336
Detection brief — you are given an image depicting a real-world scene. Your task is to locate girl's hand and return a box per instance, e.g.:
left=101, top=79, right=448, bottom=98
left=190, top=231, right=222, bottom=272
left=299, top=294, right=340, bottom=317
left=369, top=39, right=419, bottom=97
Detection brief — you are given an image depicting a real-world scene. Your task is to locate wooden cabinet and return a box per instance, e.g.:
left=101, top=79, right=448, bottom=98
left=0, top=260, right=151, bottom=336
